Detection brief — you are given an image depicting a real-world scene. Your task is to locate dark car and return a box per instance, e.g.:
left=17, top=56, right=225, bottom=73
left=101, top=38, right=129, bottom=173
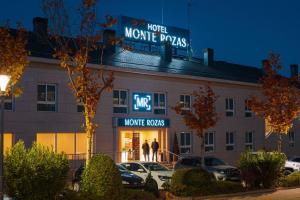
left=72, top=164, right=144, bottom=191
left=174, top=156, right=240, bottom=181
left=117, top=164, right=145, bottom=188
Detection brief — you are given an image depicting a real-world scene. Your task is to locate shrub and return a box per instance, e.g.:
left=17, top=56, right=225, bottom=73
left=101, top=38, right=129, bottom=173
left=80, top=154, right=123, bottom=200
left=238, top=150, right=286, bottom=189
left=4, top=141, right=69, bottom=200
left=122, top=189, right=156, bottom=200
left=170, top=168, right=244, bottom=197
left=214, top=181, right=245, bottom=194
left=144, top=173, right=159, bottom=197
left=170, top=168, right=215, bottom=196
left=280, top=172, right=300, bottom=187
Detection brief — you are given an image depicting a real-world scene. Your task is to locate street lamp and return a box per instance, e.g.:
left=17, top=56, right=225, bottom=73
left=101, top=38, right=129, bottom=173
left=0, top=74, right=10, bottom=200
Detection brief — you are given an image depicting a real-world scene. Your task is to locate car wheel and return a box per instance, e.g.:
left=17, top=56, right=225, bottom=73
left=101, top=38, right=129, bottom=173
left=73, top=182, right=80, bottom=192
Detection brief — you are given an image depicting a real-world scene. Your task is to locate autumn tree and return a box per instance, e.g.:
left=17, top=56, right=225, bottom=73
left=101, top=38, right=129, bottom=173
left=249, top=53, right=300, bottom=152
left=42, top=0, right=122, bottom=164
left=173, top=85, right=219, bottom=155
left=0, top=24, right=28, bottom=96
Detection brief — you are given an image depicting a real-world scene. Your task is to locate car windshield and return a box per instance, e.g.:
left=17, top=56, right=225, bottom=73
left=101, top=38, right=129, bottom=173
left=117, top=164, right=128, bottom=172
left=142, top=163, right=168, bottom=171
left=204, top=157, right=226, bottom=166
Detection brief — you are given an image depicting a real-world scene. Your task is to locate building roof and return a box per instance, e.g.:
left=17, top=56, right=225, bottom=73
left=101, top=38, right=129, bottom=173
left=26, top=31, right=263, bottom=84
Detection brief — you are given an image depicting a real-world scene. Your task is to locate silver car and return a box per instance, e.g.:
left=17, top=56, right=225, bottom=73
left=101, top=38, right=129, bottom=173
left=174, top=156, right=240, bottom=181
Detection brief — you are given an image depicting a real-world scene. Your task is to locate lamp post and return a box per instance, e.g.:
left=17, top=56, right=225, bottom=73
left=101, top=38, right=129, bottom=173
left=0, top=75, right=10, bottom=200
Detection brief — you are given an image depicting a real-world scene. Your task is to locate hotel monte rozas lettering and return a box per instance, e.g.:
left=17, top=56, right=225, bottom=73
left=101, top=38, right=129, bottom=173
left=116, top=117, right=170, bottom=128
left=125, top=118, right=165, bottom=127
left=122, top=16, right=189, bottom=49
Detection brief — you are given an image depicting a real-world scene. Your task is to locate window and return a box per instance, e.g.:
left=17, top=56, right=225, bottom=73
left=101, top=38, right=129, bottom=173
left=154, top=93, right=166, bottom=115
left=36, top=132, right=86, bottom=159
left=204, top=157, right=226, bottom=166
left=245, top=99, right=252, bottom=117
left=121, top=163, right=146, bottom=172
left=204, top=132, right=214, bottom=152
left=288, top=131, right=295, bottom=147
left=113, top=90, right=128, bottom=113
left=292, top=157, right=300, bottom=163
left=181, top=158, right=201, bottom=167
left=3, top=133, right=13, bottom=152
left=226, top=131, right=235, bottom=151
left=77, top=98, right=84, bottom=112
left=180, top=132, right=192, bottom=154
left=225, top=98, right=234, bottom=116
left=0, top=96, right=13, bottom=111
left=245, top=131, right=253, bottom=150
left=179, top=95, right=191, bottom=110
left=37, top=84, right=56, bottom=111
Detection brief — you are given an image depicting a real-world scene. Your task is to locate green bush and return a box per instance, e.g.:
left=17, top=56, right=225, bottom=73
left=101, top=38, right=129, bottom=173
left=280, top=172, right=300, bottom=187
left=214, top=181, right=245, bottom=194
left=80, top=154, right=123, bottom=200
left=4, top=141, right=69, bottom=200
left=144, top=173, right=159, bottom=197
left=238, top=150, right=286, bottom=189
left=122, top=189, right=156, bottom=200
left=170, top=168, right=244, bottom=197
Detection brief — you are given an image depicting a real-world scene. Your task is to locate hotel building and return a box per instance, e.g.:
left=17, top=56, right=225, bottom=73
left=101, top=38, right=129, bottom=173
left=2, top=17, right=299, bottom=166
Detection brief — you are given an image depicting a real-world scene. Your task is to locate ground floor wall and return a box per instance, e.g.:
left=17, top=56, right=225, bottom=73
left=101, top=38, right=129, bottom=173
left=4, top=119, right=299, bottom=167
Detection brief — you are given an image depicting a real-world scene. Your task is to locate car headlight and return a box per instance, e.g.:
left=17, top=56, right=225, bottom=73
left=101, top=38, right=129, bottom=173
left=217, top=170, right=225, bottom=174
left=158, top=175, right=171, bottom=181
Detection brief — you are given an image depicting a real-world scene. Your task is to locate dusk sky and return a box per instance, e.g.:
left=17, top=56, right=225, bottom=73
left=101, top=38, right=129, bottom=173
left=1, top=0, right=299, bottom=75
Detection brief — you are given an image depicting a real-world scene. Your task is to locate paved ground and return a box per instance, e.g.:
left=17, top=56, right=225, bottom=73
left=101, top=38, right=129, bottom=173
left=206, top=188, right=300, bottom=200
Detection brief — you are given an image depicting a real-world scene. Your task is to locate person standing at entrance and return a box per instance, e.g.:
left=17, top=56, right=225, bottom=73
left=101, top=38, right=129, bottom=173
left=151, top=138, right=159, bottom=162
left=142, top=140, right=150, bottom=161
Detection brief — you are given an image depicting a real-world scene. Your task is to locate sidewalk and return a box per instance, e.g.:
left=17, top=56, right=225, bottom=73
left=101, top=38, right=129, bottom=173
left=204, top=188, right=300, bottom=200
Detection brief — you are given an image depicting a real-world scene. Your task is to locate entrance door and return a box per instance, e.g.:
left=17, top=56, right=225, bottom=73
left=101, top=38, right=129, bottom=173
left=132, top=132, right=140, bottom=160
left=119, top=129, right=165, bottom=162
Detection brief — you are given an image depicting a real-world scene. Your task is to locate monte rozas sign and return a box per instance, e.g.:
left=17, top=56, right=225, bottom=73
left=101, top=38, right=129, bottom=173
left=121, top=16, right=189, bottom=49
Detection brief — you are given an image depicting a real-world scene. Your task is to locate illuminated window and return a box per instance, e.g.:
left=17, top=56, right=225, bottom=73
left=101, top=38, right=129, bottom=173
left=37, top=84, right=56, bottom=111
left=113, top=90, right=128, bottom=113
left=225, top=98, right=234, bottom=116
left=36, top=133, right=55, bottom=150
left=226, top=131, right=235, bottom=151
left=154, top=93, right=166, bottom=115
left=3, top=133, right=13, bottom=152
left=75, top=133, right=86, bottom=154
left=57, top=133, right=75, bottom=154
left=245, top=99, right=252, bottom=117
left=179, top=95, right=191, bottom=110
left=204, top=132, right=214, bottom=152
left=36, top=133, right=86, bottom=158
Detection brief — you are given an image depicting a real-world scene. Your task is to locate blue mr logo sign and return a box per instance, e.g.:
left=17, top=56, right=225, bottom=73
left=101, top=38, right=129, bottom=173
left=133, top=93, right=152, bottom=112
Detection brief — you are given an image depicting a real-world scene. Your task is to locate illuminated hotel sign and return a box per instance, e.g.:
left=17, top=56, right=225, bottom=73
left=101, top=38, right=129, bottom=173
left=133, top=93, right=152, bottom=112
left=117, top=118, right=170, bottom=128
left=121, top=16, right=189, bottom=49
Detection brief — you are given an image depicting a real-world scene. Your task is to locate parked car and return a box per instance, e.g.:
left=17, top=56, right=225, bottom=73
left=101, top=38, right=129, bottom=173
left=174, top=156, right=240, bottom=181
left=120, top=161, right=173, bottom=189
left=72, top=164, right=144, bottom=191
left=285, top=156, right=300, bottom=175
left=117, top=164, right=145, bottom=188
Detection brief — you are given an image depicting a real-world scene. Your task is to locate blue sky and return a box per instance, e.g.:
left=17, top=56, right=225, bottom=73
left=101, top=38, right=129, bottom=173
left=1, top=0, right=299, bottom=75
